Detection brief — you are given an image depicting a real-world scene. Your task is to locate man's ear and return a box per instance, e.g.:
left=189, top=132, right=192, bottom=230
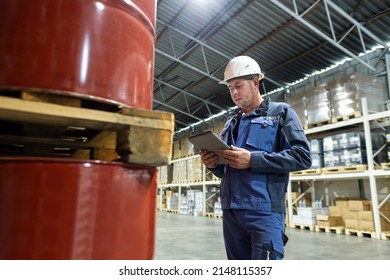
left=252, top=77, right=260, bottom=88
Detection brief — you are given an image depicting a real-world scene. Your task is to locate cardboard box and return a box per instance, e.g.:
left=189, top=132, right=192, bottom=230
left=166, top=190, right=174, bottom=197
left=300, top=217, right=317, bottom=226
left=329, top=206, right=342, bottom=216
left=297, top=207, right=323, bottom=219
left=348, top=200, right=371, bottom=211
left=358, top=211, right=373, bottom=222
left=343, top=209, right=359, bottom=220
left=357, top=211, right=390, bottom=231
left=335, top=197, right=349, bottom=207
left=316, top=215, right=344, bottom=227
left=344, top=219, right=359, bottom=229
left=358, top=220, right=374, bottom=232
left=292, top=215, right=302, bottom=225
left=292, top=215, right=317, bottom=226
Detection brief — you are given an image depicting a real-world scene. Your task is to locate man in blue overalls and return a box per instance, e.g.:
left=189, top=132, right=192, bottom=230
left=199, top=56, right=312, bottom=260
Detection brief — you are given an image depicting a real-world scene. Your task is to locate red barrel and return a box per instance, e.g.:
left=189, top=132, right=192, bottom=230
left=0, top=0, right=156, bottom=108
left=0, top=158, right=157, bottom=260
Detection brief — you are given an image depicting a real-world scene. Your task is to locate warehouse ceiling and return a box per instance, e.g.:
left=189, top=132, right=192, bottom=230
left=153, top=0, right=390, bottom=136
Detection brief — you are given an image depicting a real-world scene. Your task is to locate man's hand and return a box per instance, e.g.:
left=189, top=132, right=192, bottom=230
left=219, top=145, right=251, bottom=169
left=199, top=149, right=219, bottom=169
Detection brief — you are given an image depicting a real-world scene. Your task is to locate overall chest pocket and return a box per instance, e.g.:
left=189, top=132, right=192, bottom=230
left=247, top=117, right=279, bottom=152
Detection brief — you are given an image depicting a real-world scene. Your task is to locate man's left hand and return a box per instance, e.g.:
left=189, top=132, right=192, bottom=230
left=219, top=145, right=251, bottom=169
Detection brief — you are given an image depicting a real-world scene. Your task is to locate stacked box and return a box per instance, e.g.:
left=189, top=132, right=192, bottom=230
left=166, top=196, right=179, bottom=210
left=338, top=132, right=385, bottom=150
left=158, top=165, right=168, bottom=184
left=327, top=197, right=348, bottom=227
left=310, top=139, right=324, bottom=168
left=307, top=83, right=331, bottom=125
left=172, top=140, right=181, bottom=159
left=316, top=215, right=343, bottom=227
left=348, top=199, right=371, bottom=211
left=214, top=201, right=222, bottom=216
left=343, top=199, right=370, bottom=230
left=172, top=161, right=179, bottom=183
left=322, top=132, right=387, bottom=167
left=194, top=191, right=204, bottom=216
left=295, top=207, right=325, bottom=225
left=355, top=210, right=390, bottom=231
left=187, top=157, right=203, bottom=182
left=287, top=91, right=308, bottom=128
left=165, top=190, right=174, bottom=197
left=172, top=160, right=187, bottom=183
left=180, top=137, right=189, bottom=157
left=179, top=196, right=189, bottom=215
left=323, top=150, right=341, bottom=167
left=323, top=135, right=340, bottom=152
left=186, top=190, right=203, bottom=216
left=329, top=73, right=385, bottom=119
left=339, top=148, right=367, bottom=166
left=310, top=139, right=323, bottom=154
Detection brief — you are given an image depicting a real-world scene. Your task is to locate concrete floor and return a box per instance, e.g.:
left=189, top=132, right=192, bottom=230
left=154, top=211, right=390, bottom=260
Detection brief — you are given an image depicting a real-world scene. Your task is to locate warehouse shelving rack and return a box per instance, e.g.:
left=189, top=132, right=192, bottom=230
left=157, top=156, right=221, bottom=214
left=287, top=98, right=390, bottom=239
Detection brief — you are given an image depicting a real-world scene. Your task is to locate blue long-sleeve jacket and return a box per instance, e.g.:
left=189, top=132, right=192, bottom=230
left=209, top=97, right=312, bottom=213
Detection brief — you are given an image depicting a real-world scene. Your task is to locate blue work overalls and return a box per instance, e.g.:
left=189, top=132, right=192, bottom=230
left=209, top=97, right=311, bottom=260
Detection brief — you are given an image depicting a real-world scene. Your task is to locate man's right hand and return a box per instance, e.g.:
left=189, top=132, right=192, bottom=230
left=199, top=149, right=219, bottom=169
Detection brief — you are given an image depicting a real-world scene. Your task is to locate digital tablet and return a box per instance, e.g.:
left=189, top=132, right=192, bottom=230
left=188, top=131, right=230, bottom=164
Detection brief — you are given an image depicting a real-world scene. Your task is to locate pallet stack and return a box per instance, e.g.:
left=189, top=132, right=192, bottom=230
left=287, top=73, right=386, bottom=129
left=0, top=91, right=174, bottom=167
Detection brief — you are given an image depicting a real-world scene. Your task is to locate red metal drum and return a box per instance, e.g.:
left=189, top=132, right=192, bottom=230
left=0, top=158, right=157, bottom=260
left=0, top=0, right=156, bottom=109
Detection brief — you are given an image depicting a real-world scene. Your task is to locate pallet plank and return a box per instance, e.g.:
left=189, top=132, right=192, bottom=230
left=0, top=96, right=171, bottom=131
left=0, top=95, right=174, bottom=166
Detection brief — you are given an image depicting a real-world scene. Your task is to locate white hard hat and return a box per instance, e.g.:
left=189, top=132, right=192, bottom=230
left=219, top=55, right=264, bottom=85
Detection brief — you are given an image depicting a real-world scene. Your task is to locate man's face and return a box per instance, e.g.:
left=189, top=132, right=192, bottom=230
left=227, top=78, right=259, bottom=111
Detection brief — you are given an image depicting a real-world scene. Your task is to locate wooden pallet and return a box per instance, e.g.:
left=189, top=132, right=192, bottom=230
left=381, top=231, right=390, bottom=240
left=306, top=119, right=332, bottom=129
left=186, top=179, right=203, bottom=183
left=315, top=225, right=345, bottom=234
left=214, top=214, right=223, bottom=219
left=292, top=224, right=316, bottom=231
left=0, top=90, right=174, bottom=166
left=204, top=212, right=214, bottom=218
left=345, top=228, right=376, bottom=239
left=381, top=162, right=390, bottom=170
left=291, top=168, right=322, bottom=176
left=166, top=209, right=179, bottom=214
left=322, top=165, right=367, bottom=174
left=331, top=111, right=362, bottom=123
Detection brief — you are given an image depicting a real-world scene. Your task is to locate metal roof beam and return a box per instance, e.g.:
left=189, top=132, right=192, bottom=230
left=157, top=19, right=231, bottom=60
left=270, top=0, right=380, bottom=71
left=153, top=99, right=204, bottom=123
left=154, top=78, right=226, bottom=111
left=324, top=0, right=388, bottom=48
left=155, top=49, right=221, bottom=82
left=157, top=19, right=285, bottom=87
